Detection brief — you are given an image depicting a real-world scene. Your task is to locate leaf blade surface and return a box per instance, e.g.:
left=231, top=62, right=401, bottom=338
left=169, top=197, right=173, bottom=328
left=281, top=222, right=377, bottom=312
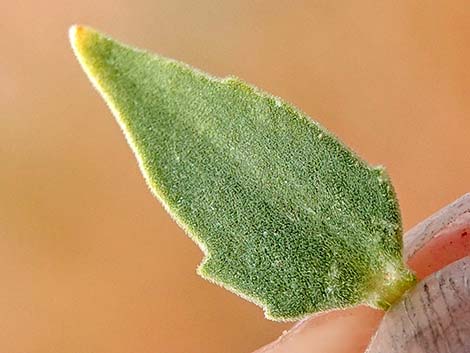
left=70, top=25, right=415, bottom=320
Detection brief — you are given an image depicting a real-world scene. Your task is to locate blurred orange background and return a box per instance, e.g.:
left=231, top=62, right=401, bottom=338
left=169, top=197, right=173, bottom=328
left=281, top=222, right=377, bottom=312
left=1, top=1, right=469, bottom=352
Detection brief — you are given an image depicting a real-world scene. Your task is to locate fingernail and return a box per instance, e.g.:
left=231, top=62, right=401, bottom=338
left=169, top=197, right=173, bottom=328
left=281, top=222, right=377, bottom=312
left=366, top=256, right=470, bottom=353
left=404, top=193, right=470, bottom=261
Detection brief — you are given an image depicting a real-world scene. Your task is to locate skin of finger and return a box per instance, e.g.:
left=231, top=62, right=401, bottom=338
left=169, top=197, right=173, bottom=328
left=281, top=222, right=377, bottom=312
left=253, top=226, right=470, bottom=353
left=253, top=306, right=383, bottom=353
left=408, top=224, right=469, bottom=279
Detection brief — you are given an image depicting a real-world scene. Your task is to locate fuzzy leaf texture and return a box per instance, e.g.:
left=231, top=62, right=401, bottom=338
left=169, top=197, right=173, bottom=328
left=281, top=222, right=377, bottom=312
left=70, top=25, right=416, bottom=321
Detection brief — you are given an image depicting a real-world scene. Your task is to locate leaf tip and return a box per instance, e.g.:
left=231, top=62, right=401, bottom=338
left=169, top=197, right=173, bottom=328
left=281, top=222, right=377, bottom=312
left=69, top=25, right=103, bottom=71
left=69, top=25, right=85, bottom=52
left=68, top=25, right=108, bottom=105
left=69, top=24, right=93, bottom=50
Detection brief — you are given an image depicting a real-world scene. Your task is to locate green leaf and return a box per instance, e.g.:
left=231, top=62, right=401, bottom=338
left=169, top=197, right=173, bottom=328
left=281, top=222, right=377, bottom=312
left=70, top=25, right=416, bottom=321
